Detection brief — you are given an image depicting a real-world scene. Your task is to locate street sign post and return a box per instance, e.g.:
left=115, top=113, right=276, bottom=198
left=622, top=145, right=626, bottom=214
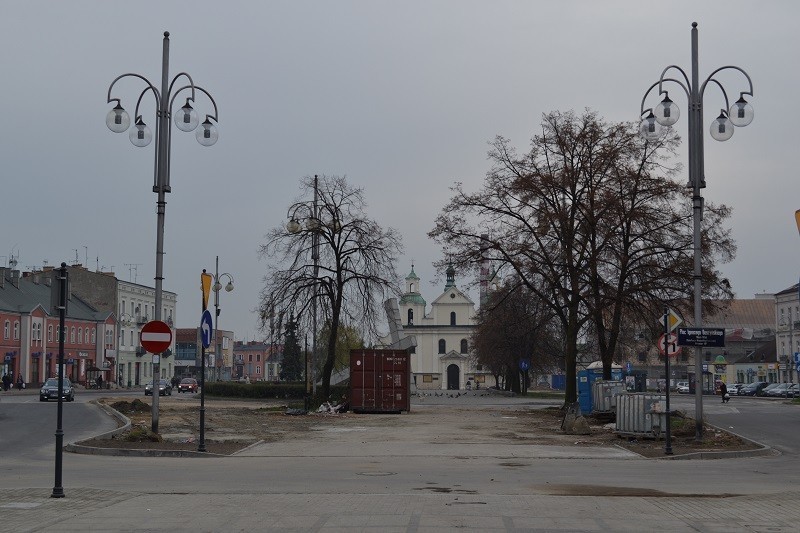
left=677, top=327, right=725, bottom=348
left=140, top=320, right=172, bottom=354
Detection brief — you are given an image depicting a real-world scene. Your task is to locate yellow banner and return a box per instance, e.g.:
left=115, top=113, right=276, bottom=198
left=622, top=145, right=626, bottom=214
left=201, top=270, right=213, bottom=310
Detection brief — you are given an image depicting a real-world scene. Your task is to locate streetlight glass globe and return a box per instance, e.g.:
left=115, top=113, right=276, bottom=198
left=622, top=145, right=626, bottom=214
left=729, top=97, right=754, bottom=127
left=306, top=217, right=320, bottom=231
left=129, top=118, right=152, bottom=147
left=106, top=104, right=130, bottom=133
left=224, top=281, right=234, bottom=292
left=287, top=219, right=301, bottom=233
left=175, top=100, right=199, bottom=132
left=710, top=113, right=734, bottom=141
left=639, top=112, right=663, bottom=141
left=654, top=95, right=680, bottom=126
left=196, top=119, right=218, bottom=146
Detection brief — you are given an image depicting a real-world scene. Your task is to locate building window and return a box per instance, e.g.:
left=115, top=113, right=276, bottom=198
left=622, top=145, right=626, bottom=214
left=407, top=309, right=414, bottom=325
left=257, top=354, right=261, bottom=362
left=48, top=325, right=53, bottom=342
left=70, top=327, right=75, bottom=343
left=4, top=320, right=9, bottom=339
left=460, top=339, right=468, bottom=354
left=249, top=354, right=253, bottom=362
left=256, top=366, right=261, bottom=375
left=78, top=328, right=83, bottom=344
left=14, top=321, right=20, bottom=340
left=438, top=339, right=446, bottom=354
left=130, top=331, right=134, bottom=346
left=450, top=312, right=456, bottom=326
left=92, top=329, right=96, bottom=344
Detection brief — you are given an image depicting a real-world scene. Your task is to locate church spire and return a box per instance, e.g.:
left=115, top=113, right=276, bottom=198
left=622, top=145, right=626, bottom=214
left=444, top=261, right=456, bottom=289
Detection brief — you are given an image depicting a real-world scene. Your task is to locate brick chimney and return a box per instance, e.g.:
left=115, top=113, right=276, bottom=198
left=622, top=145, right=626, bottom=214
left=10, top=270, right=20, bottom=288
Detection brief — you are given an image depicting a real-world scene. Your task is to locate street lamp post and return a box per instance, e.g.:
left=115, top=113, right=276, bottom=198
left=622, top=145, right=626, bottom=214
left=780, top=310, right=794, bottom=399
left=106, top=31, right=219, bottom=433
left=212, top=256, right=234, bottom=381
left=640, top=22, right=754, bottom=441
left=287, top=175, right=320, bottom=400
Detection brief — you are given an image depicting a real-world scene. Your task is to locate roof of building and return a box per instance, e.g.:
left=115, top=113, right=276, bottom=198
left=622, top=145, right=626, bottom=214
left=0, top=270, right=109, bottom=322
left=703, top=299, right=774, bottom=330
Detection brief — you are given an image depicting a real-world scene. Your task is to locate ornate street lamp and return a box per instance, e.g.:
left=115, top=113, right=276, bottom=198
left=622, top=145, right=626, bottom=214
left=639, top=22, right=754, bottom=441
left=106, top=31, right=219, bottom=433
left=286, top=175, right=321, bottom=398
left=212, top=256, right=234, bottom=381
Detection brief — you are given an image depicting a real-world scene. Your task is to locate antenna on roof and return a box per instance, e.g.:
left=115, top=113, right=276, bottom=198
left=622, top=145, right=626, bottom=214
left=124, top=263, right=141, bottom=283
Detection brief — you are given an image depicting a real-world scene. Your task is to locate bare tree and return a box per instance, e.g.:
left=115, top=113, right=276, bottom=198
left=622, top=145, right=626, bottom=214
left=259, top=175, right=402, bottom=400
left=471, top=280, right=561, bottom=393
left=429, top=110, right=735, bottom=403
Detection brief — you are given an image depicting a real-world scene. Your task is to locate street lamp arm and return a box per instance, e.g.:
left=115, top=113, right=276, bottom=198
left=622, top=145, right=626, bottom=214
left=701, top=78, right=732, bottom=113
left=657, top=65, right=692, bottom=94
left=133, top=85, right=159, bottom=121
left=640, top=78, right=690, bottom=115
left=167, top=72, right=196, bottom=103
left=107, top=73, right=160, bottom=104
left=170, top=85, right=220, bottom=122
left=700, top=65, right=754, bottom=100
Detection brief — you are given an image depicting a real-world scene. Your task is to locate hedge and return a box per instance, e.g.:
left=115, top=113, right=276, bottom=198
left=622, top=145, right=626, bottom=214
left=203, top=381, right=349, bottom=404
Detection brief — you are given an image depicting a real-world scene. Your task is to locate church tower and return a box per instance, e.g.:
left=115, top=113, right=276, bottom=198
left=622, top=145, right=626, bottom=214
left=399, top=264, right=426, bottom=326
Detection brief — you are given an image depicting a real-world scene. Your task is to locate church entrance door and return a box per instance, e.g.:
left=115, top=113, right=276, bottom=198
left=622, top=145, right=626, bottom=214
left=447, top=364, right=460, bottom=390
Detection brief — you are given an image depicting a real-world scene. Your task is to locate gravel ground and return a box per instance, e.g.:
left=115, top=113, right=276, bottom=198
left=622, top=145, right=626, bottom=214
left=73, top=395, right=759, bottom=458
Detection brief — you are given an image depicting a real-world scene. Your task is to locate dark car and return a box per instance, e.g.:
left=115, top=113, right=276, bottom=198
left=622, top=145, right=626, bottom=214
left=144, top=379, right=173, bottom=396
left=39, top=377, right=75, bottom=402
left=738, top=381, right=769, bottom=396
left=178, top=378, right=198, bottom=393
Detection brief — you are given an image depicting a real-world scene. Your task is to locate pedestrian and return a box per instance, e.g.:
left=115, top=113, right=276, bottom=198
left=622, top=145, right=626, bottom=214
left=1, top=373, right=10, bottom=391
left=16, top=373, right=24, bottom=390
left=97, top=374, right=103, bottom=389
left=720, top=381, right=729, bottom=403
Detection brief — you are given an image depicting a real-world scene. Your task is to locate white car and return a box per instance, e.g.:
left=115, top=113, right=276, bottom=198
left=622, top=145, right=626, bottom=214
left=676, top=382, right=689, bottom=394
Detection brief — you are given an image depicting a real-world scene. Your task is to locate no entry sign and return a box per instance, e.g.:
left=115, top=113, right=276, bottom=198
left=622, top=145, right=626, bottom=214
left=140, top=320, right=173, bottom=354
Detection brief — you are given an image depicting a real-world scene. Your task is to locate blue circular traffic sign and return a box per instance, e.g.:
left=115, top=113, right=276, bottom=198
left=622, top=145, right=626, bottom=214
left=200, top=310, right=213, bottom=348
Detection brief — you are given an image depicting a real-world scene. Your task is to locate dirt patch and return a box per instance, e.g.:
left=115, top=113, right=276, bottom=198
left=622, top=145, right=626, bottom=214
left=78, top=398, right=759, bottom=458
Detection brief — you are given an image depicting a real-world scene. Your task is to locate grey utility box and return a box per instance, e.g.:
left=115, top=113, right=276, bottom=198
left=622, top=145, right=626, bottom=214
left=591, top=380, right=625, bottom=414
left=615, top=392, right=667, bottom=438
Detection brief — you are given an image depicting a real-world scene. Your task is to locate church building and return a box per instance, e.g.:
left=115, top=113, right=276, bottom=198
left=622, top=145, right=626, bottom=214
left=394, top=264, right=494, bottom=390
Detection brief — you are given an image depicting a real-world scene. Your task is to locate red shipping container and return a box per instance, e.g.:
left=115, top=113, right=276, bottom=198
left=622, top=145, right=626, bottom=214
left=350, top=349, right=410, bottom=413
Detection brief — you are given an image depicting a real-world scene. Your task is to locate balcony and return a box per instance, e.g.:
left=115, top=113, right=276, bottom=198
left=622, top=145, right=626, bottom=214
left=136, top=315, right=148, bottom=325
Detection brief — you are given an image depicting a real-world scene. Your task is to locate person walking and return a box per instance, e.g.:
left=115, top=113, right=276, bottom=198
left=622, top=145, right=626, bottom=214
left=16, top=373, right=25, bottom=390
left=720, top=381, right=729, bottom=403
left=2, top=373, right=10, bottom=391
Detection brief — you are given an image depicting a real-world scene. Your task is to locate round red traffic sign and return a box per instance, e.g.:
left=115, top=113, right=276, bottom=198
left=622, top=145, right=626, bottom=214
left=657, top=333, right=681, bottom=357
left=140, top=320, right=173, bottom=354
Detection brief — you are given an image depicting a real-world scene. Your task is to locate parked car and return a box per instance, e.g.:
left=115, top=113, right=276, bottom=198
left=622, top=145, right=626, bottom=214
left=676, top=382, right=690, bottom=394
left=178, top=378, right=198, bottom=393
left=727, top=383, right=745, bottom=396
left=39, top=377, right=75, bottom=402
left=738, top=381, right=770, bottom=396
left=144, top=379, right=173, bottom=396
left=766, top=383, right=796, bottom=397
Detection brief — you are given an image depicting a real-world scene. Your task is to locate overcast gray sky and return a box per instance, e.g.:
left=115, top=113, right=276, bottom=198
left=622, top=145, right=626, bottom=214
left=1, top=1, right=797, bottom=341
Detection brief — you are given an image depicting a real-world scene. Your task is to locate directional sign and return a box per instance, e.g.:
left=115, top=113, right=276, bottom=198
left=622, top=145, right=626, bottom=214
left=659, top=309, right=683, bottom=332
left=677, top=327, right=725, bottom=347
left=200, top=309, right=213, bottom=349
left=658, top=333, right=681, bottom=357
left=140, top=320, right=172, bottom=354
left=519, top=359, right=530, bottom=371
